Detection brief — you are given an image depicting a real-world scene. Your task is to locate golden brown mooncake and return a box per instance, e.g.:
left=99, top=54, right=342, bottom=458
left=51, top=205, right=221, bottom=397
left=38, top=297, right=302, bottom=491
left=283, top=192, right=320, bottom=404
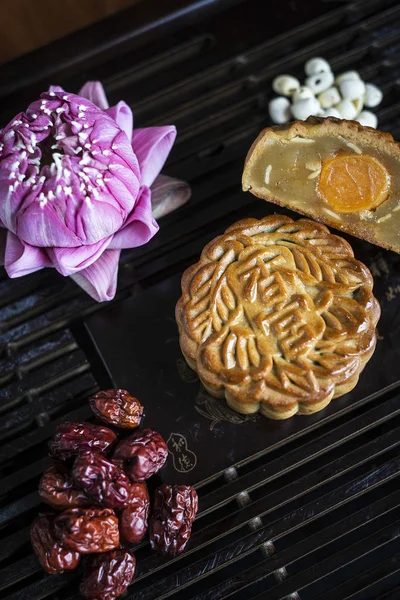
left=242, top=117, right=400, bottom=253
left=176, top=215, right=380, bottom=419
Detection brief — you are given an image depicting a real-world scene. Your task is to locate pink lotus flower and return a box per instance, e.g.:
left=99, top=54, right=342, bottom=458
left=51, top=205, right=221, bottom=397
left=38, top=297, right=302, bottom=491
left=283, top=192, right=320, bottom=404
left=0, top=82, right=177, bottom=301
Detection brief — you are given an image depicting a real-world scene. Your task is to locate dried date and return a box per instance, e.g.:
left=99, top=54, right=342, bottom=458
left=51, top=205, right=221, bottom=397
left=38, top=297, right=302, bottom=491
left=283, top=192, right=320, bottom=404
left=39, top=464, right=90, bottom=510
left=49, top=422, right=117, bottom=460
left=149, top=485, right=198, bottom=556
left=89, top=389, right=143, bottom=429
left=31, top=514, right=80, bottom=574
left=54, top=507, right=119, bottom=553
left=80, top=549, right=136, bottom=600
left=119, top=483, right=150, bottom=544
left=112, top=428, right=168, bottom=482
left=72, top=451, right=130, bottom=508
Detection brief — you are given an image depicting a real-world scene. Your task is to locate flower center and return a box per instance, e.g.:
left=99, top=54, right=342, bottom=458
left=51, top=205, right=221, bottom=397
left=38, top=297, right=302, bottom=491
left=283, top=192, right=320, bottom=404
left=2, top=95, right=111, bottom=208
left=38, top=134, right=60, bottom=168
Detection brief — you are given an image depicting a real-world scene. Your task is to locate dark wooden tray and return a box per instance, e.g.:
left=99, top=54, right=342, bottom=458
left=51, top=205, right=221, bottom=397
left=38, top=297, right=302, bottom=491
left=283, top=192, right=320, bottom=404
left=1, top=0, right=400, bottom=598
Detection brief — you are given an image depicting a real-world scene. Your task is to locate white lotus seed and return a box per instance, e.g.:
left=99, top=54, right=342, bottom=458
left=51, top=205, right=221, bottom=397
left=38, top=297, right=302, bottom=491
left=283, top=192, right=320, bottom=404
left=335, top=99, right=358, bottom=120
left=335, top=70, right=361, bottom=85
left=304, top=57, right=331, bottom=77
left=321, top=107, right=341, bottom=118
left=272, top=75, right=300, bottom=96
left=357, top=110, right=378, bottom=128
left=268, top=96, right=292, bottom=124
left=339, top=78, right=366, bottom=101
left=364, top=83, right=383, bottom=108
left=291, top=97, right=321, bottom=121
left=352, top=97, right=364, bottom=117
left=292, top=86, right=315, bottom=103
left=305, top=71, right=334, bottom=95
left=318, top=86, right=341, bottom=108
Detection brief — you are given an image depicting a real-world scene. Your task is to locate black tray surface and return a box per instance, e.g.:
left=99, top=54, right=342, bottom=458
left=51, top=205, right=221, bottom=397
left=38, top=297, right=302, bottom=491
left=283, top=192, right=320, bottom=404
left=1, top=0, right=400, bottom=598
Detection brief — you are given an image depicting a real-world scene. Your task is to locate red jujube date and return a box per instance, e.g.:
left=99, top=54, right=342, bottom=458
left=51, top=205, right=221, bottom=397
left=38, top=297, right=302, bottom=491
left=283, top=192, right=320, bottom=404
left=31, top=514, right=80, bottom=574
left=72, top=451, right=130, bottom=508
left=89, top=389, right=143, bottom=429
left=54, top=507, right=119, bottom=554
left=149, top=485, right=198, bottom=556
left=112, top=428, right=167, bottom=482
left=49, top=422, right=117, bottom=460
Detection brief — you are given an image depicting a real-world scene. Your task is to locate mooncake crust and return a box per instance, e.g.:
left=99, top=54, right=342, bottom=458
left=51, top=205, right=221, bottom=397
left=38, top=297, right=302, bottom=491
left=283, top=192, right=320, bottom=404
left=242, top=117, right=400, bottom=253
left=176, top=215, right=380, bottom=419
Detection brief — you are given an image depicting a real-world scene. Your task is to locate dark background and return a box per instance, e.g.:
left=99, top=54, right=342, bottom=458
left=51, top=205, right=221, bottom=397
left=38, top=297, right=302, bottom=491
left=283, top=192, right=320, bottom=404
left=0, top=0, right=143, bottom=64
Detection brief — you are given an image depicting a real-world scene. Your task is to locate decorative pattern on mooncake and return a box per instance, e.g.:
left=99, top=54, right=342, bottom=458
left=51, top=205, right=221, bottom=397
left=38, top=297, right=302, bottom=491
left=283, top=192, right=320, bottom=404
left=176, top=215, right=380, bottom=419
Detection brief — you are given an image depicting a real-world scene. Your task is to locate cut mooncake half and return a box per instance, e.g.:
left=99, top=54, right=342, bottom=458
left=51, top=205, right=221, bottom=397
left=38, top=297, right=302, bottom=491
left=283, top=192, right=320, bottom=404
left=242, top=117, right=400, bottom=253
left=176, top=215, right=380, bottom=420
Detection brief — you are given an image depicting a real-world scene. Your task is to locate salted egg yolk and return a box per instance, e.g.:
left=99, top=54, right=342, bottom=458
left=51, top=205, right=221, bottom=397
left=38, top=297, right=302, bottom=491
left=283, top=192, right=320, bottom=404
left=317, top=154, right=390, bottom=213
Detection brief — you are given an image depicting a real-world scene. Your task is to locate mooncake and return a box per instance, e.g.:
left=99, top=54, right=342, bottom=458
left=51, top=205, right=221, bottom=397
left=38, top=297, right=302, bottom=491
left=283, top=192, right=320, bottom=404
left=176, top=215, right=380, bottom=419
left=242, top=117, right=400, bottom=253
